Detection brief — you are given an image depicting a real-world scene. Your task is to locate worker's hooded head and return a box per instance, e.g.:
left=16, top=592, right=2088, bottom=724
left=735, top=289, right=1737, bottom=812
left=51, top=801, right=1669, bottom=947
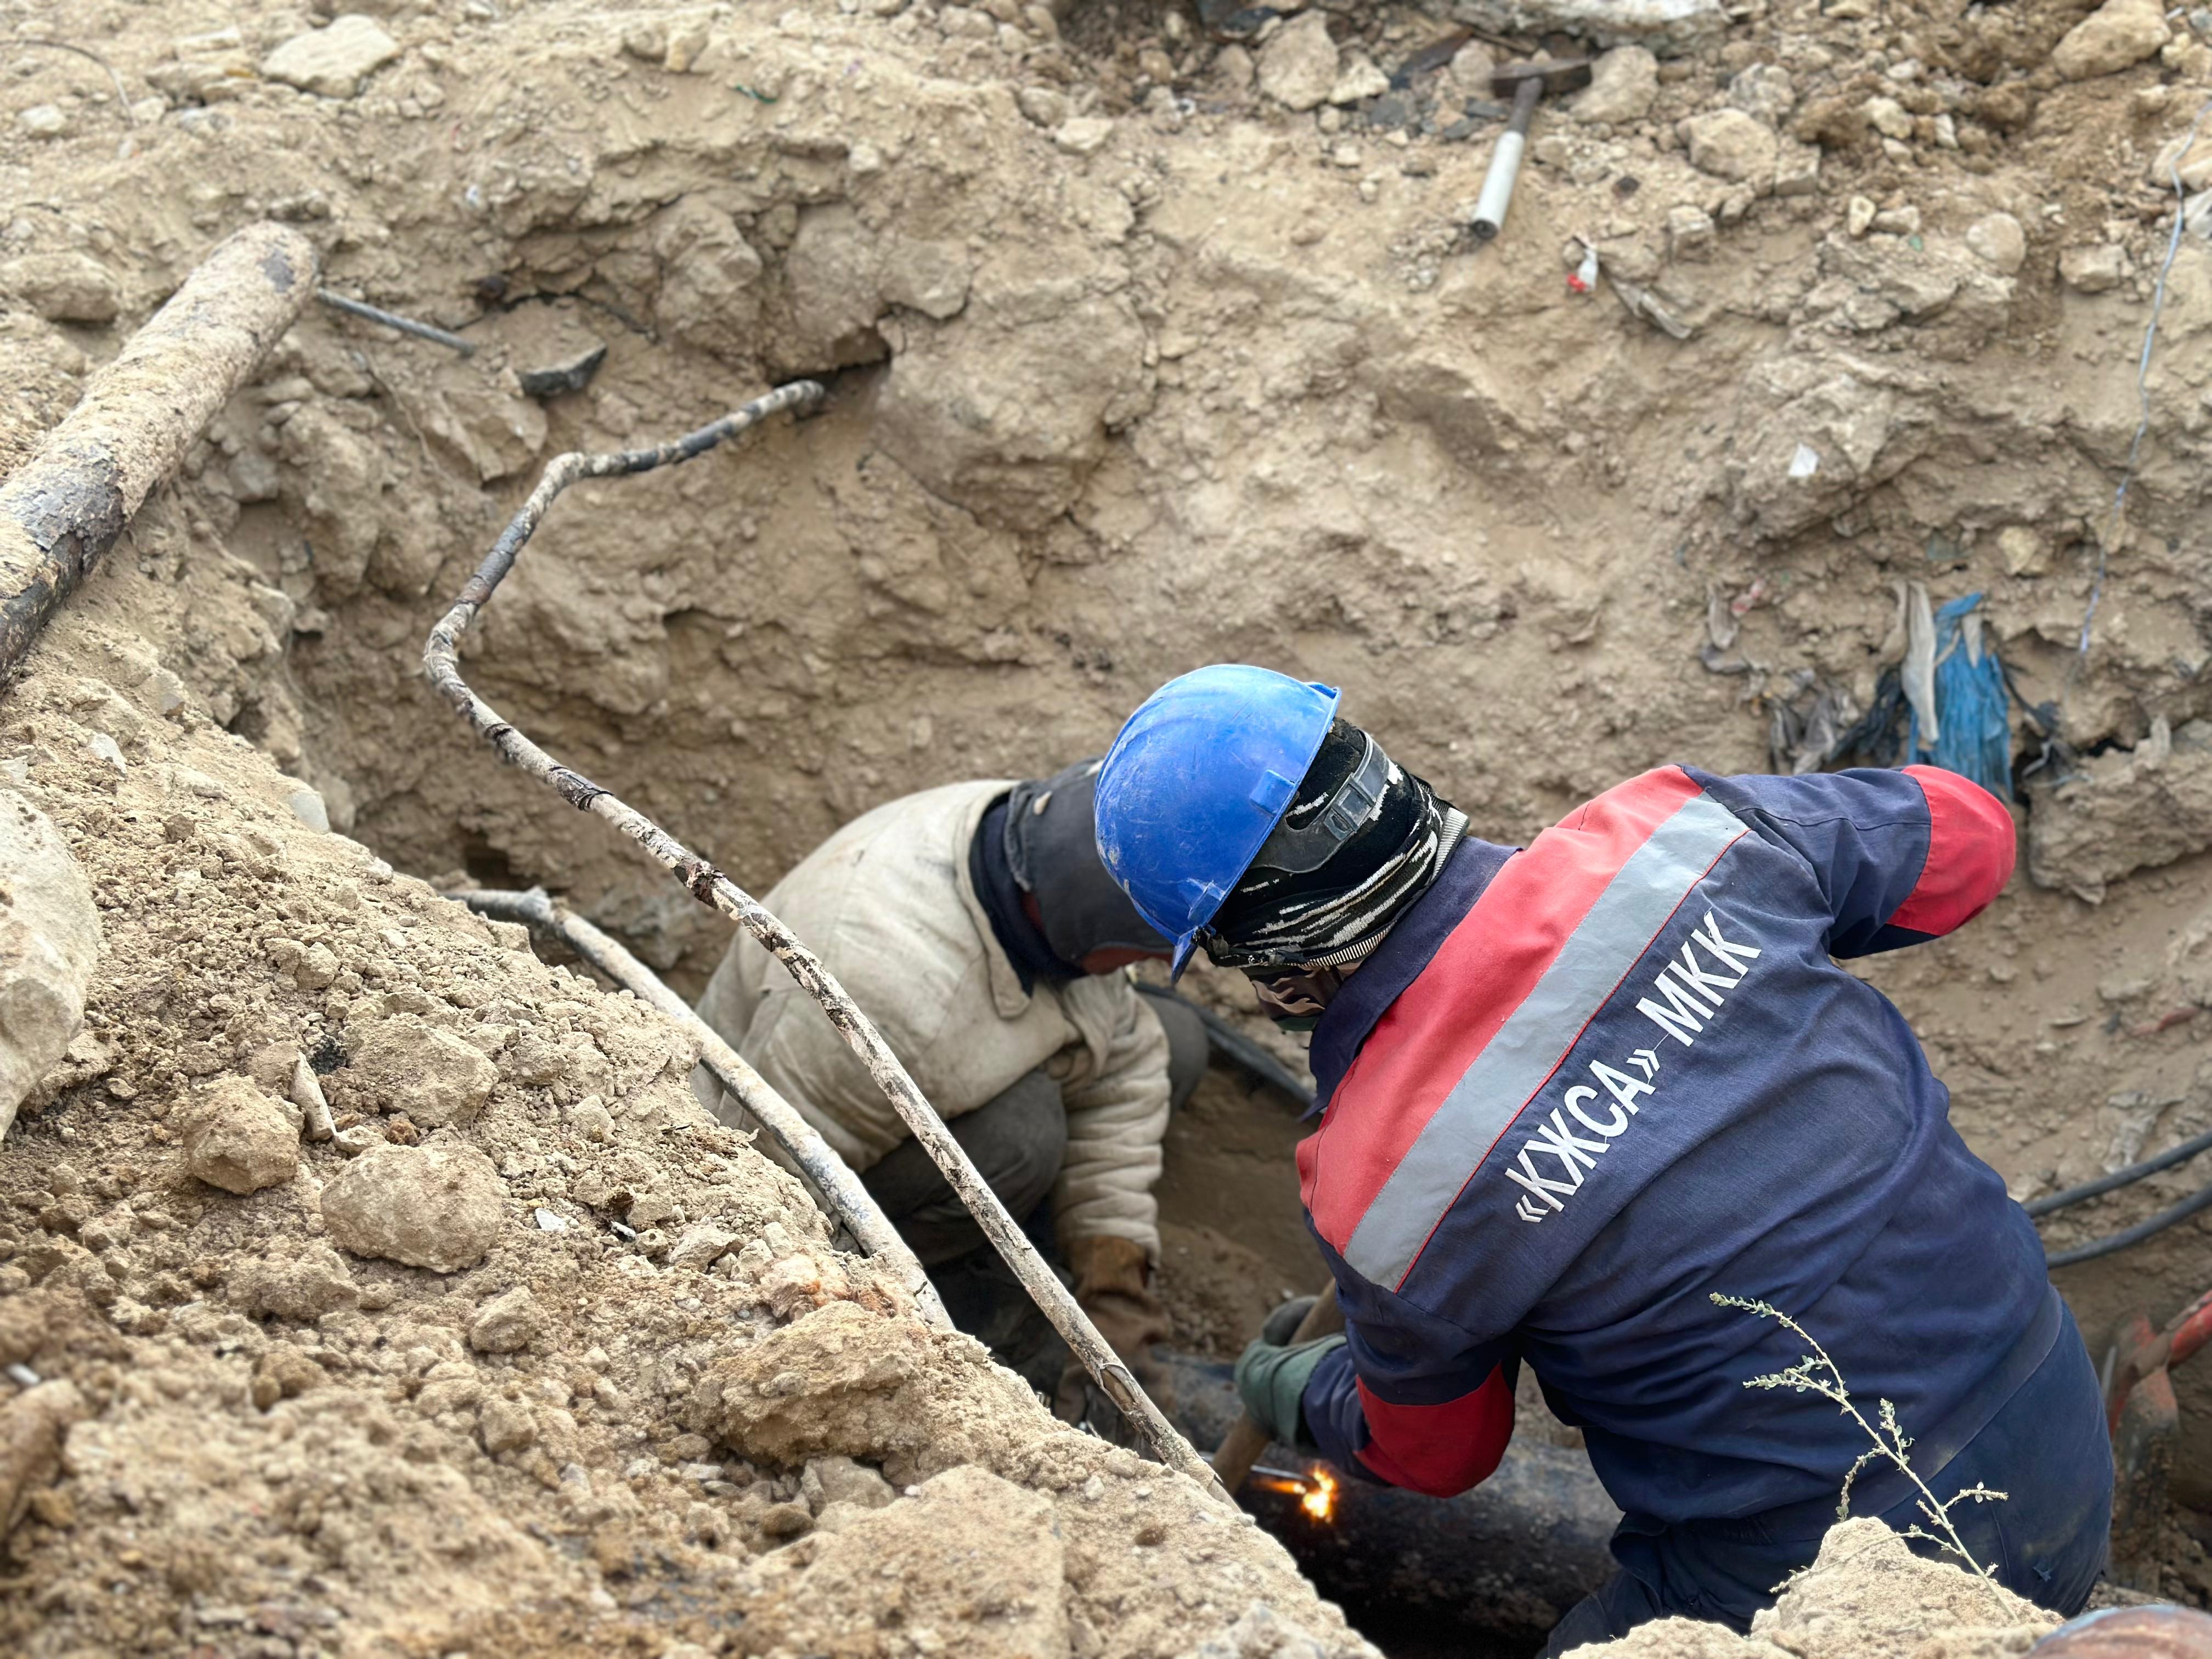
left=1002, top=757, right=1171, bottom=973
left=1203, top=720, right=1465, bottom=1028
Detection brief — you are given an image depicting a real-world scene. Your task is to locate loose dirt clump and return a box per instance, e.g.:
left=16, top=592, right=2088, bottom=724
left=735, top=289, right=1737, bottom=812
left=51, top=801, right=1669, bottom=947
left=0, top=618, right=1369, bottom=1655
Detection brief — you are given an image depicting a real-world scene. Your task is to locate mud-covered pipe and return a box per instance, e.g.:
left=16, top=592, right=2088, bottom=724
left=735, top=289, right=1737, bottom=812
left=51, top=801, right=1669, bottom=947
left=1163, top=1348, right=1622, bottom=1647
left=0, top=223, right=318, bottom=678
left=421, top=386, right=1230, bottom=1508
left=450, top=884, right=951, bottom=1334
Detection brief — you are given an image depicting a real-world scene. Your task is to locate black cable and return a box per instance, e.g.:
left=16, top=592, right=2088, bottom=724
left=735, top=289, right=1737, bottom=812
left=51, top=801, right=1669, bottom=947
left=2025, top=1124, right=2212, bottom=1218
left=1134, top=983, right=1316, bottom=1112
left=2046, top=1177, right=2212, bottom=1270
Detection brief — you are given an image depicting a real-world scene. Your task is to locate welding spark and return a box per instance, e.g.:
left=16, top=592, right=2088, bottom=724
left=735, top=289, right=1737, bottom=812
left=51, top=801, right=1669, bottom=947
left=1299, top=1466, right=1339, bottom=1523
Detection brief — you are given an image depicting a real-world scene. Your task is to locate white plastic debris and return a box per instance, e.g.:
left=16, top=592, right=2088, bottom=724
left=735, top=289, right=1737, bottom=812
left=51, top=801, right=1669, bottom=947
left=1788, top=443, right=1821, bottom=479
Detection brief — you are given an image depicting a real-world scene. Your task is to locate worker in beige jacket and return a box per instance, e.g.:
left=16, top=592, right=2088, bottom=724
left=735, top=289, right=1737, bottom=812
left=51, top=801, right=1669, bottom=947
left=694, top=759, right=1207, bottom=1415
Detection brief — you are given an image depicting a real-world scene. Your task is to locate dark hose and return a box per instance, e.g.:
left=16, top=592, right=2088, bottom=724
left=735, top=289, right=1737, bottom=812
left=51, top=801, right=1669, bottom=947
left=2046, top=1177, right=2212, bottom=1271
left=2027, top=1124, right=2212, bottom=1217
left=1134, top=984, right=1315, bottom=1111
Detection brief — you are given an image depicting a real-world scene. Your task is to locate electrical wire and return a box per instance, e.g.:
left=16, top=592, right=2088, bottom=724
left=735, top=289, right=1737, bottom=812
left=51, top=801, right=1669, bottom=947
left=1133, top=983, right=1316, bottom=1111
left=2047, top=1177, right=2212, bottom=1271
left=2068, top=95, right=2212, bottom=688
left=2027, top=1122, right=2212, bottom=1217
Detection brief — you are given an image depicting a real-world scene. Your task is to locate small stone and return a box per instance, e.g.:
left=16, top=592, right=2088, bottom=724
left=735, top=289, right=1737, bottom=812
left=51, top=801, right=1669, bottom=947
left=2149, top=131, right=2212, bottom=192
left=16, top=105, right=69, bottom=140
left=802, top=1454, right=898, bottom=1514
left=260, top=15, right=402, bottom=98
left=0, top=253, right=120, bottom=324
left=569, top=1097, right=614, bottom=1142
left=1998, top=526, right=2049, bottom=577
left=669, top=1222, right=739, bottom=1271
left=182, top=1077, right=298, bottom=1196
left=516, top=344, right=607, bottom=400
left=2052, top=0, right=2170, bottom=79
left=663, top=22, right=712, bottom=71
left=249, top=1346, right=328, bottom=1410
left=620, top=22, right=665, bottom=59
left=338, top=1015, right=498, bottom=1128
left=1257, top=10, right=1338, bottom=112
left=1847, top=195, right=1877, bottom=237
left=759, top=1501, right=815, bottom=1539
left=478, top=1395, right=537, bottom=1453
left=1571, top=46, right=1655, bottom=124
left=1871, top=205, right=1921, bottom=236
left=319, top=1141, right=506, bottom=1273
left=1726, top=63, right=1796, bottom=125
left=285, top=787, right=330, bottom=833
left=1666, top=204, right=1716, bottom=261
left=1444, top=41, right=1499, bottom=101
left=1863, top=95, right=1914, bottom=140
left=1017, top=85, right=1069, bottom=127
left=1214, top=44, right=1255, bottom=93
left=2059, top=244, right=2128, bottom=293
left=1328, top=52, right=1389, bottom=105
left=1966, top=212, right=2027, bottom=274
left=1053, top=115, right=1114, bottom=155
left=1681, top=109, right=1779, bottom=185
left=1773, top=140, right=1821, bottom=198
left=469, top=1285, right=542, bottom=1353
left=230, top=1242, right=361, bottom=1321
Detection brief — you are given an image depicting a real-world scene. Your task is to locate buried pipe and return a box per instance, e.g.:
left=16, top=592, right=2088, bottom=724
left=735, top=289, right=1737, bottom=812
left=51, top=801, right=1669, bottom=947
left=1161, top=1348, right=1621, bottom=1650
left=0, top=222, right=319, bottom=680
left=450, top=885, right=951, bottom=1334
left=421, top=385, right=1230, bottom=1507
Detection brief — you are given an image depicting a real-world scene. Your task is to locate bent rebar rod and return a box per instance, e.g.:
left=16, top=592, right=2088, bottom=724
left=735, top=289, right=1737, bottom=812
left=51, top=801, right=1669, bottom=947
left=422, top=385, right=1229, bottom=1506
left=452, top=885, right=951, bottom=1333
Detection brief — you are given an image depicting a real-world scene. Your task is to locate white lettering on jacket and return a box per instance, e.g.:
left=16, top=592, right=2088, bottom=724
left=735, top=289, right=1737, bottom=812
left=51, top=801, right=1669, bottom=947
left=1508, top=911, right=1763, bottom=1223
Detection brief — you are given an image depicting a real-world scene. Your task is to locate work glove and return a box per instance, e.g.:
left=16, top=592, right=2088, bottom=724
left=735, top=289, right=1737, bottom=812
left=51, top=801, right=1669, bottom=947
left=1234, top=1295, right=1347, bottom=1452
left=1054, top=1234, right=1175, bottom=1427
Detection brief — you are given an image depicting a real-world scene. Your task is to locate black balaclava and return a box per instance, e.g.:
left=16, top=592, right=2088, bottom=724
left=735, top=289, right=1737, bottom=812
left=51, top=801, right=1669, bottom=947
left=1005, top=757, right=1171, bottom=969
left=1203, top=719, right=1464, bottom=1030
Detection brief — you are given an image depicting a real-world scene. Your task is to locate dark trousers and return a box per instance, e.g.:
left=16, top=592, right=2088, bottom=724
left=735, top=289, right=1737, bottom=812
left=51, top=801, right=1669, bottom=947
left=1542, top=1301, right=2113, bottom=1656
left=859, top=992, right=1209, bottom=1266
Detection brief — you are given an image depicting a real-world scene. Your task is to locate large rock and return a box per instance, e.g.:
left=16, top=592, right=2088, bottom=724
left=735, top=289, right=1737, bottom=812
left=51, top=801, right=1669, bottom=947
left=260, top=15, right=401, bottom=98
left=2050, top=0, right=2169, bottom=79
left=1448, top=0, right=1725, bottom=55
left=0, top=791, right=99, bottom=1142
left=1681, top=109, right=1779, bottom=184
left=730, top=1465, right=1066, bottom=1659
left=874, top=274, right=1150, bottom=532
left=334, top=1013, right=497, bottom=1127
left=1257, top=12, right=1339, bottom=112
left=1572, top=47, right=1658, bottom=124
left=0, top=253, right=121, bottom=325
left=182, top=1077, right=299, bottom=1195
left=2029, top=718, right=2212, bottom=902
left=320, top=1141, right=507, bottom=1272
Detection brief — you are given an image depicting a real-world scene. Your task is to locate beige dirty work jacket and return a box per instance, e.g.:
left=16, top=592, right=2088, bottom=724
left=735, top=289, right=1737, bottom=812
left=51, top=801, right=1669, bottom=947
left=693, top=780, right=1171, bottom=1260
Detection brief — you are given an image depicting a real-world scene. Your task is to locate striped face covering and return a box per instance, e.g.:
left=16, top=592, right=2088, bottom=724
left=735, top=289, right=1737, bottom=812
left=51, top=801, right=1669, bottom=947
left=1203, top=720, right=1464, bottom=977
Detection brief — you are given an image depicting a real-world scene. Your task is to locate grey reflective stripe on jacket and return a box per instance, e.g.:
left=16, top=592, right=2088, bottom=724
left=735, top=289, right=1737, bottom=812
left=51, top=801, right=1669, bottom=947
left=692, top=780, right=1171, bottom=1260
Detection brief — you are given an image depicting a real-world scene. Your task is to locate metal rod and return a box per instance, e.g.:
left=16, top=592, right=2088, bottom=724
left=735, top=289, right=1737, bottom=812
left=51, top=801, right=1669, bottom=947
left=0, top=223, right=318, bottom=679
left=449, top=884, right=950, bottom=1333
left=420, top=387, right=1230, bottom=1506
left=317, top=289, right=477, bottom=356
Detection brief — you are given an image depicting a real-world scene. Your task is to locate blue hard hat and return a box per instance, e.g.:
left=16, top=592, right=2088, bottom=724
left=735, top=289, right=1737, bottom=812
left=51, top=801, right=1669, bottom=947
left=1094, top=664, right=1340, bottom=977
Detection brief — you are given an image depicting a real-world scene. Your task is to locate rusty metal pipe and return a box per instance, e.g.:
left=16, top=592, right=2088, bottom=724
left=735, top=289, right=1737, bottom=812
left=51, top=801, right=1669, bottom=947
left=0, top=223, right=318, bottom=679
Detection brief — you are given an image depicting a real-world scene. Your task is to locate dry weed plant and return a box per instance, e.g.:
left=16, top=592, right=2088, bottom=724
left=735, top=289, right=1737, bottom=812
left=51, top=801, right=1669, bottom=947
left=1711, top=1294, right=2009, bottom=1581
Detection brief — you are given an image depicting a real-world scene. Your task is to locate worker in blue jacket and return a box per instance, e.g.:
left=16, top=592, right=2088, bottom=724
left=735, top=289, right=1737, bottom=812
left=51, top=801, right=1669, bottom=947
left=1092, top=663, right=2111, bottom=1651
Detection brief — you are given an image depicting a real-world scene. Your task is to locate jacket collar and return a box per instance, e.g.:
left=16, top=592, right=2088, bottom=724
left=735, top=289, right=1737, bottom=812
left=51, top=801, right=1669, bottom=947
left=948, top=780, right=1034, bottom=1019
left=1306, top=835, right=1518, bottom=1114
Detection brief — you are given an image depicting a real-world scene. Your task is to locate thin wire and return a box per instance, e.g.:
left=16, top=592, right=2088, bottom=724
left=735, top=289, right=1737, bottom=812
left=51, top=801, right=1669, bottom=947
left=2069, top=97, right=2212, bottom=687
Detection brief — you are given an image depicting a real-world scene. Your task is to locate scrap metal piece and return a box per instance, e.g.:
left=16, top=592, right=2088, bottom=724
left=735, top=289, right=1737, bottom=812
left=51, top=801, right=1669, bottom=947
left=317, top=289, right=477, bottom=356
left=517, top=343, right=608, bottom=400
